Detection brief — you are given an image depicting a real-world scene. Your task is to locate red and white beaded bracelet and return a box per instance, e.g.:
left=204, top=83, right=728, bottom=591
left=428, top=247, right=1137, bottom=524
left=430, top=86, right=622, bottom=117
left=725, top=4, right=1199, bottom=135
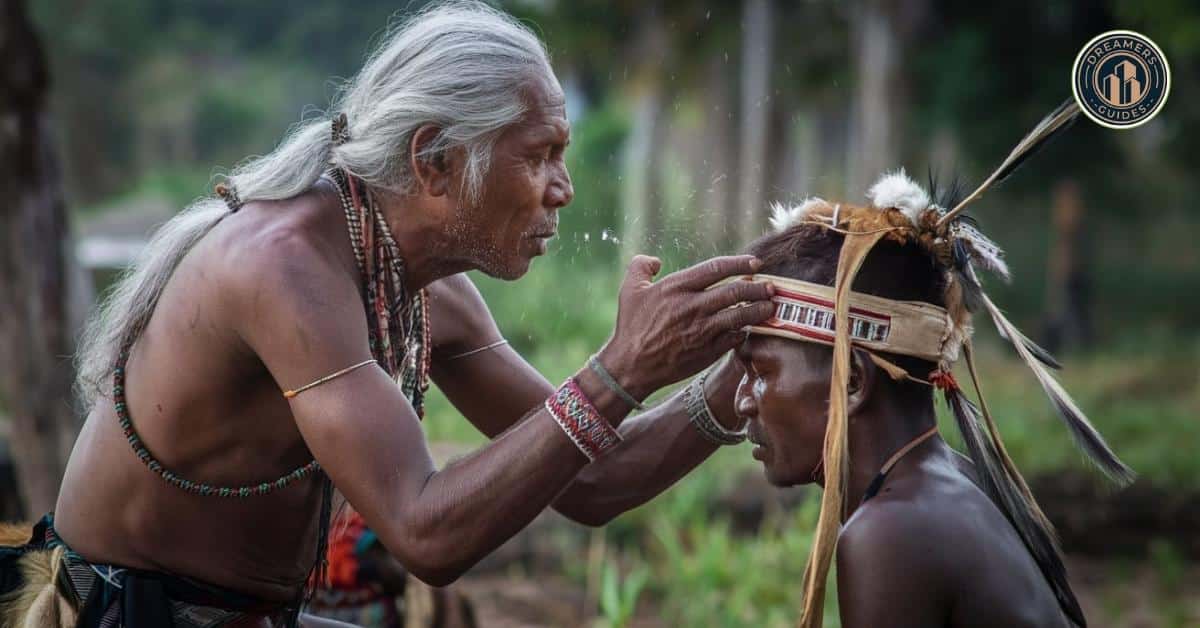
left=545, top=378, right=623, bottom=461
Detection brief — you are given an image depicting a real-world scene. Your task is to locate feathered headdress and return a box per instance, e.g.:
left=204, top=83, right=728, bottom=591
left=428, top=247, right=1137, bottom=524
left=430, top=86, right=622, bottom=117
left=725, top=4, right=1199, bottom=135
left=741, top=100, right=1131, bottom=628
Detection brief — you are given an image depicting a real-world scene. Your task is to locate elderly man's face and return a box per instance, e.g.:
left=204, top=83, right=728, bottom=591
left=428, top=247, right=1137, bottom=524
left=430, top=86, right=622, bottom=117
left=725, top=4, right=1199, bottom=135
left=456, top=74, right=573, bottom=280
left=734, top=336, right=832, bottom=486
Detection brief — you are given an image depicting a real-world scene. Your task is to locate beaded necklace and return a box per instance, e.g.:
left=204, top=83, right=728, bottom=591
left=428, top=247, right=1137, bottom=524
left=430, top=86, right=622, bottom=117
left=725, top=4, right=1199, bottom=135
left=327, top=167, right=432, bottom=413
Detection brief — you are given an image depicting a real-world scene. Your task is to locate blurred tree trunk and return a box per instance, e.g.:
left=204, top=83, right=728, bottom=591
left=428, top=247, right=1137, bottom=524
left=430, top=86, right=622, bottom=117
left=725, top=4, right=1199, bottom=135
left=847, top=0, right=900, bottom=195
left=847, top=0, right=926, bottom=195
left=0, top=0, right=79, bottom=517
left=736, top=0, right=775, bottom=244
left=621, top=6, right=668, bottom=259
left=1042, top=179, right=1092, bottom=352
left=702, top=54, right=738, bottom=252
left=764, top=104, right=819, bottom=205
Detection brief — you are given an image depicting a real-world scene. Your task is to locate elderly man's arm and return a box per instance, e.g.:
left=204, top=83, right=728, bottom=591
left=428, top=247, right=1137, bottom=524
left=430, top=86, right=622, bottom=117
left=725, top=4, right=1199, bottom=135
left=239, top=246, right=771, bottom=585
left=429, top=274, right=750, bottom=526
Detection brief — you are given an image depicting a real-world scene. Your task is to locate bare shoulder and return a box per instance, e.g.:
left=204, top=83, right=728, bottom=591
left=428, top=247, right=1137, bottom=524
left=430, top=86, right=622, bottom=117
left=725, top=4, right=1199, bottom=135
left=839, top=483, right=960, bottom=574
left=834, top=465, right=985, bottom=626
left=426, top=273, right=502, bottom=355
left=210, top=193, right=371, bottom=380
left=218, top=194, right=357, bottom=319
left=840, top=461, right=995, bottom=575
left=838, top=456, right=1069, bottom=628
left=835, top=490, right=954, bottom=626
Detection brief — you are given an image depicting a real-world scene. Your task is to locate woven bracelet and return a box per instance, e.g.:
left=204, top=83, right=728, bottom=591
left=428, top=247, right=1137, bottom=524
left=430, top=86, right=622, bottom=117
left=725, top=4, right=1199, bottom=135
left=545, top=378, right=623, bottom=461
left=684, top=370, right=747, bottom=446
left=587, top=355, right=646, bottom=411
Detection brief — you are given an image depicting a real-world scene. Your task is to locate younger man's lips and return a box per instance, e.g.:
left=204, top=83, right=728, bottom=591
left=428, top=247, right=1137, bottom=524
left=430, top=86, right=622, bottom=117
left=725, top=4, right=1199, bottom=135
left=746, top=422, right=764, bottom=445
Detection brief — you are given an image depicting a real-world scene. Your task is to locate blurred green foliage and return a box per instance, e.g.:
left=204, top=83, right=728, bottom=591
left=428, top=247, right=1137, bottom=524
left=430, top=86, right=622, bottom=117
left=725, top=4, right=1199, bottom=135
left=596, top=560, right=649, bottom=627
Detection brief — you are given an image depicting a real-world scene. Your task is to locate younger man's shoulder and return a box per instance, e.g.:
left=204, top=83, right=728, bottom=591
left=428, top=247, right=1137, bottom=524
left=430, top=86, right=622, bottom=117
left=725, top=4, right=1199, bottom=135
left=833, top=469, right=985, bottom=626
left=839, top=462, right=1002, bottom=576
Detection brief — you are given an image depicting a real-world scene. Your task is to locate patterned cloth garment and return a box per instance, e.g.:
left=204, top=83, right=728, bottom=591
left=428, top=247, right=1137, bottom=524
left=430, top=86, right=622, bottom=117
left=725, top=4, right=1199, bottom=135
left=0, top=516, right=293, bottom=627
left=307, top=509, right=403, bottom=627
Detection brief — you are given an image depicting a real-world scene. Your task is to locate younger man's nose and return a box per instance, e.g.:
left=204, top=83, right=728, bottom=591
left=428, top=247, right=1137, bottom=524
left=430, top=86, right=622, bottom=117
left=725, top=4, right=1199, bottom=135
left=734, top=375, right=757, bottom=421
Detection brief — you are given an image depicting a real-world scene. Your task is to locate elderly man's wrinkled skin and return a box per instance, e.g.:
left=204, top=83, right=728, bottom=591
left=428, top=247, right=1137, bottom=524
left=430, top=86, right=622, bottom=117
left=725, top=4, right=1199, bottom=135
left=54, top=72, right=774, bottom=626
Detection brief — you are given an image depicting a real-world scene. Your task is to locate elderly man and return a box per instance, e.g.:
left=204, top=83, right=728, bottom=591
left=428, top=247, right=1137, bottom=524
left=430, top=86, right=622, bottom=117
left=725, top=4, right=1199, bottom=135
left=0, top=3, right=774, bottom=627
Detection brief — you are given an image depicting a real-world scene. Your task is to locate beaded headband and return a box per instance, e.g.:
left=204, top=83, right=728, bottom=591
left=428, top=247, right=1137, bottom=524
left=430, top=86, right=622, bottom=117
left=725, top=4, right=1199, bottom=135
left=715, top=274, right=959, bottom=366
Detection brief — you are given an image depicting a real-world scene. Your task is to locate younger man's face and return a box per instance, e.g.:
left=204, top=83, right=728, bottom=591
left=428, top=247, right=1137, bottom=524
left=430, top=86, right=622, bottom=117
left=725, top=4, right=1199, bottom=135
left=734, top=336, right=832, bottom=486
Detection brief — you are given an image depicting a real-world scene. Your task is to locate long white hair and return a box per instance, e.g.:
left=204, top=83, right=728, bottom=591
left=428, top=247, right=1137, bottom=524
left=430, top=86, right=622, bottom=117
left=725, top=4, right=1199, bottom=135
left=75, top=0, right=555, bottom=406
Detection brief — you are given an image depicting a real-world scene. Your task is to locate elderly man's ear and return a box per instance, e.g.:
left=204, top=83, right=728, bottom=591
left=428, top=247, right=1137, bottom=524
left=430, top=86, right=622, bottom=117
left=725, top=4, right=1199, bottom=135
left=409, top=124, right=462, bottom=197
left=846, top=348, right=877, bottom=416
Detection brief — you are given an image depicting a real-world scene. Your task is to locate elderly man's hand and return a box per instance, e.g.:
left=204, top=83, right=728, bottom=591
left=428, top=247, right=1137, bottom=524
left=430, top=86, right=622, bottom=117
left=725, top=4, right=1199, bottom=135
left=596, top=254, right=775, bottom=400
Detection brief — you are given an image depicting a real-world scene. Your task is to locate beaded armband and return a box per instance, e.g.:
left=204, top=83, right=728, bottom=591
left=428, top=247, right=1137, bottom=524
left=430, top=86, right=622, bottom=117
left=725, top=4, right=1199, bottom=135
left=545, top=378, right=623, bottom=461
left=684, top=370, right=747, bottom=446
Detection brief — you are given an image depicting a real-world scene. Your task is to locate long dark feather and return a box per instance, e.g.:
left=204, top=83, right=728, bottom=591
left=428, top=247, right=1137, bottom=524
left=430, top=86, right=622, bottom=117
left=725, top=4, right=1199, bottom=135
left=981, top=292, right=1135, bottom=483
left=946, top=389, right=1087, bottom=628
left=994, top=315, right=1064, bottom=370
left=951, top=256, right=986, bottom=314
left=953, top=264, right=1059, bottom=366
left=938, top=100, right=1081, bottom=227
left=988, top=99, right=1080, bottom=186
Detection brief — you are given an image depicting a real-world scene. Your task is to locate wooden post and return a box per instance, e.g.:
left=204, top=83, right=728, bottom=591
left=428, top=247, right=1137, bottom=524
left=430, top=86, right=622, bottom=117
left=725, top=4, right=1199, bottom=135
left=0, top=0, right=80, bottom=516
left=736, top=0, right=775, bottom=243
left=702, top=54, right=739, bottom=253
left=620, top=5, right=669, bottom=260
left=1042, top=178, right=1092, bottom=353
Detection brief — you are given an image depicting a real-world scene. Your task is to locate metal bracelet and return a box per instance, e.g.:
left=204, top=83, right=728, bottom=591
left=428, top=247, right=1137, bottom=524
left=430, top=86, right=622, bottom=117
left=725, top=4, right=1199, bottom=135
left=684, top=370, right=747, bottom=445
left=587, top=355, right=646, bottom=411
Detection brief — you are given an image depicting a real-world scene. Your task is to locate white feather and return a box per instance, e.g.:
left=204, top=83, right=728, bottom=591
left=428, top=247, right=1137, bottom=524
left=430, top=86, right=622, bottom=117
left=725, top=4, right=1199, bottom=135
left=865, top=169, right=930, bottom=224
left=954, top=222, right=1011, bottom=281
left=769, top=198, right=830, bottom=232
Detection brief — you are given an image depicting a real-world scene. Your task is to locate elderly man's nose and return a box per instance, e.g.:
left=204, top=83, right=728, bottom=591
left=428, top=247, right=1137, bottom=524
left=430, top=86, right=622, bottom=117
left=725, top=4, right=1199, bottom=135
left=547, top=167, right=573, bottom=208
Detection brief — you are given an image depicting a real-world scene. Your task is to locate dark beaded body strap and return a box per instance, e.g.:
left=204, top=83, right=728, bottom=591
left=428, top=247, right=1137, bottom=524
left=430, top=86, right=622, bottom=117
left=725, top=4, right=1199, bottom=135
left=113, top=343, right=321, bottom=498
